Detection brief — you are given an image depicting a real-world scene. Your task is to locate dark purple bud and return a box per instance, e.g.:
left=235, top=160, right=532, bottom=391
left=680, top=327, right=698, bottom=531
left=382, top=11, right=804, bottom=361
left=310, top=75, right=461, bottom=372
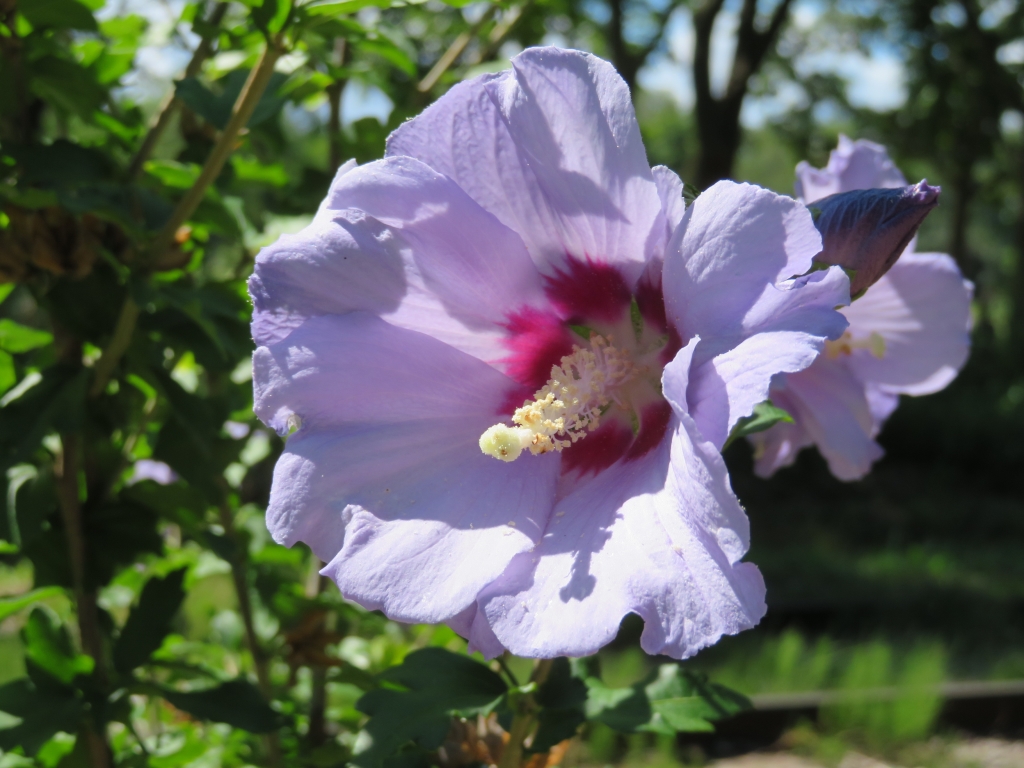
left=811, top=181, right=940, bottom=296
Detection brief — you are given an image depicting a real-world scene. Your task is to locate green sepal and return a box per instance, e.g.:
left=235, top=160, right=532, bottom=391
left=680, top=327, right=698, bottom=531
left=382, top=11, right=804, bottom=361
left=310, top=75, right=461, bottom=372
left=723, top=400, right=794, bottom=449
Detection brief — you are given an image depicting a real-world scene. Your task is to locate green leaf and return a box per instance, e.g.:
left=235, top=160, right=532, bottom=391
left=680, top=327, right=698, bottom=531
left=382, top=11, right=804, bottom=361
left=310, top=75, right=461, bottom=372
left=0, top=587, right=64, bottom=623
left=682, top=182, right=701, bottom=206
left=20, top=0, right=97, bottom=31
left=0, top=672, right=82, bottom=756
left=22, top=606, right=94, bottom=685
left=23, top=497, right=161, bottom=591
left=149, top=367, right=243, bottom=502
left=121, top=480, right=206, bottom=529
left=724, top=400, right=794, bottom=448
left=6, top=140, right=109, bottom=188
left=7, top=466, right=58, bottom=548
left=584, top=677, right=652, bottom=731
left=0, top=186, right=60, bottom=209
left=145, top=160, right=202, bottom=190
left=357, top=35, right=417, bottom=77
left=29, top=56, right=107, bottom=119
left=161, top=680, right=281, bottom=733
left=113, top=568, right=187, bottom=675
left=353, top=648, right=508, bottom=768
left=0, top=365, right=87, bottom=475
left=568, top=323, right=594, bottom=340
left=304, top=0, right=402, bottom=16
left=146, top=733, right=209, bottom=768
left=0, top=351, right=14, bottom=397
left=176, top=70, right=289, bottom=131
left=0, top=319, right=53, bottom=354
left=640, top=665, right=749, bottom=734
left=252, top=0, right=292, bottom=34
left=0, top=285, right=14, bottom=305
left=531, top=658, right=587, bottom=752
left=231, top=156, right=289, bottom=187
left=584, top=665, right=750, bottom=735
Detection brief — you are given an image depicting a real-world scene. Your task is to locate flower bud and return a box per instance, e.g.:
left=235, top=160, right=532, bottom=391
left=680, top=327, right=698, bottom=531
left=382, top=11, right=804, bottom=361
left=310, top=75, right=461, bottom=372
left=811, top=181, right=939, bottom=297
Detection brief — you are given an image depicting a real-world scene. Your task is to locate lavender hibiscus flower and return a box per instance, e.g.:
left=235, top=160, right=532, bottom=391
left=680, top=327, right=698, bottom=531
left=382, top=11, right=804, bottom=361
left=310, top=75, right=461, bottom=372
left=750, top=137, right=973, bottom=480
left=249, top=47, right=850, bottom=659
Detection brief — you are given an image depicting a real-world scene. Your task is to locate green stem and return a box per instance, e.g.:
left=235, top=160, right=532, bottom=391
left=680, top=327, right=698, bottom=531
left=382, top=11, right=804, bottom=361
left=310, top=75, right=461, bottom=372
left=417, top=7, right=496, bottom=92
left=126, top=2, right=229, bottom=181
left=304, top=553, right=329, bottom=747
left=497, top=658, right=554, bottom=768
left=217, top=503, right=283, bottom=767
left=90, top=36, right=284, bottom=399
left=154, top=40, right=284, bottom=256
left=88, top=296, right=139, bottom=398
left=57, top=433, right=112, bottom=768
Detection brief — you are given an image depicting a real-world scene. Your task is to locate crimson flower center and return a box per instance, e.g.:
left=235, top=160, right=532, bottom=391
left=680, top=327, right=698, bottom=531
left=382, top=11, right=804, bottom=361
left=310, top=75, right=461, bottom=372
left=481, top=306, right=670, bottom=463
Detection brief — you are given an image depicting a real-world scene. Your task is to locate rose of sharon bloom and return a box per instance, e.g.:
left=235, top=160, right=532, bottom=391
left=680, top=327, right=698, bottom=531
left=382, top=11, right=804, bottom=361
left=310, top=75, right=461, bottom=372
left=250, top=47, right=850, bottom=659
left=750, top=137, right=973, bottom=481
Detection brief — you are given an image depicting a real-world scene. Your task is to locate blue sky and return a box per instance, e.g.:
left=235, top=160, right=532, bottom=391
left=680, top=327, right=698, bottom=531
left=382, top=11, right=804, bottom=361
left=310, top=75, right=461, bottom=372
left=104, top=0, right=910, bottom=132
left=637, top=0, right=908, bottom=127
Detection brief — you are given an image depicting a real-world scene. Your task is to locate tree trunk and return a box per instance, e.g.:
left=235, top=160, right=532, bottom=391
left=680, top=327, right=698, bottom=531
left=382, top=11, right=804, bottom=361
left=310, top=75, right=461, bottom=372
left=691, top=0, right=794, bottom=188
left=695, top=96, right=744, bottom=189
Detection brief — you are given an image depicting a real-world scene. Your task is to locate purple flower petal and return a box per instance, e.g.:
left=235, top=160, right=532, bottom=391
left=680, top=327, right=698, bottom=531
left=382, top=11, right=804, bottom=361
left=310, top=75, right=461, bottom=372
left=388, top=47, right=664, bottom=281
left=753, top=138, right=973, bottom=482
left=865, top=384, right=900, bottom=424
left=685, top=281, right=849, bottom=449
left=316, top=158, right=358, bottom=217
left=251, top=157, right=544, bottom=360
left=249, top=212, right=406, bottom=347
left=258, top=313, right=559, bottom=621
left=652, top=165, right=687, bottom=241
left=795, top=135, right=906, bottom=204
left=665, top=181, right=827, bottom=344
left=842, top=253, right=973, bottom=395
left=663, top=181, right=849, bottom=447
left=470, top=340, right=765, bottom=659
left=128, top=459, right=177, bottom=485
left=773, top=358, right=884, bottom=481
left=749, top=394, right=813, bottom=478
left=254, top=312, right=521, bottom=436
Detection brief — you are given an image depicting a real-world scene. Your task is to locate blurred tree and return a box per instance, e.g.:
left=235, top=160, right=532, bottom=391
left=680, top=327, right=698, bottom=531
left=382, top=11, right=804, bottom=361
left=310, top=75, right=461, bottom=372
left=692, top=0, right=796, bottom=187
left=604, top=0, right=682, bottom=91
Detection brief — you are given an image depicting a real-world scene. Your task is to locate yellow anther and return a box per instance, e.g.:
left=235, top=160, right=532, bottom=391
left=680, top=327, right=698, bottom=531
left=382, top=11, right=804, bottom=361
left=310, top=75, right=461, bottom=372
left=480, top=335, right=635, bottom=462
left=825, top=331, right=886, bottom=360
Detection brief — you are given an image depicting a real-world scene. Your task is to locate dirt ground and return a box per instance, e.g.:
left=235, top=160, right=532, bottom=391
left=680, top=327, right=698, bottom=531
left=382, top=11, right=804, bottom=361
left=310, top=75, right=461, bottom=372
left=710, top=738, right=1024, bottom=768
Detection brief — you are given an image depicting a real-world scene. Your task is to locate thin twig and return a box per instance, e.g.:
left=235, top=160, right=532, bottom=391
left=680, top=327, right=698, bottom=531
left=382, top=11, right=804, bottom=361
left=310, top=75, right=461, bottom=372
left=154, top=39, right=285, bottom=257
left=57, top=433, right=112, bottom=768
left=90, top=37, right=285, bottom=398
left=217, top=503, right=283, bottom=767
left=417, top=6, right=497, bottom=92
left=304, top=553, right=329, bottom=747
left=88, top=296, right=139, bottom=398
left=127, top=2, right=229, bottom=181
left=467, top=1, right=533, bottom=66
left=496, top=654, right=520, bottom=687
left=327, top=38, right=348, bottom=173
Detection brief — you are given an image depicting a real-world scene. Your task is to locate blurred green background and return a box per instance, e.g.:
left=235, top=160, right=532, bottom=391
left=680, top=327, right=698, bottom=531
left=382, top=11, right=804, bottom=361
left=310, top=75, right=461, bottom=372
left=0, top=0, right=1022, bottom=766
